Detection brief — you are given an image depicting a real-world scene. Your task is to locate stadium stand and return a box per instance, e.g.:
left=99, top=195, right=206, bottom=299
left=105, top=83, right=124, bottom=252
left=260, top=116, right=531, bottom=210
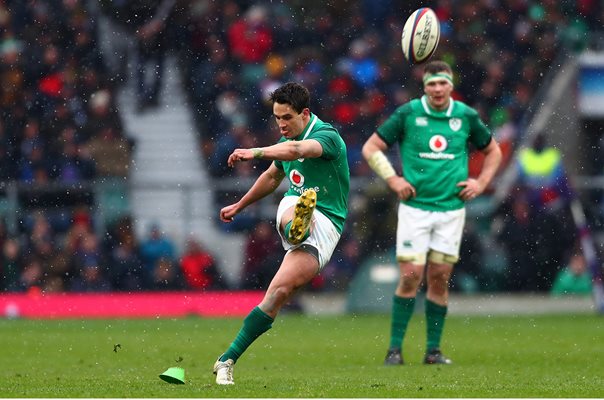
left=0, top=0, right=600, bottom=296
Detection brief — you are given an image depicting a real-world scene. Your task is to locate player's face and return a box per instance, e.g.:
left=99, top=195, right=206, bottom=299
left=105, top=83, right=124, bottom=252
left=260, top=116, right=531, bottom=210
left=424, top=78, right=453, bottom=111
left=273, top=102, right=309, bottom=139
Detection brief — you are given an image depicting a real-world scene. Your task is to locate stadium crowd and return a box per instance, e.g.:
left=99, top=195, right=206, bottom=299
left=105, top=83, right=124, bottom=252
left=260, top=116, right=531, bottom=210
left=0, top=0, right=599, bottom=294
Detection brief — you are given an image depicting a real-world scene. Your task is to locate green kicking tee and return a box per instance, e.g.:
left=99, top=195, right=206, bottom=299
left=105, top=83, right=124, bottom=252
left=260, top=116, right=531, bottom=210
left=274, top=114, right=350, bottom=233
left=377, top=95, right=493, bottom=212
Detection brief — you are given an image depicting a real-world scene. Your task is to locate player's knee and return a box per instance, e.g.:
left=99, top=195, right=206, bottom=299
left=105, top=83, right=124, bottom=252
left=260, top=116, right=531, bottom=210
left=399, top=276, right=421, bottom=294
left=398, top=262, right=424, bottom=292
left=427, top=250, right=458, bottom=265
left=427, top=277, right=449, bottom=296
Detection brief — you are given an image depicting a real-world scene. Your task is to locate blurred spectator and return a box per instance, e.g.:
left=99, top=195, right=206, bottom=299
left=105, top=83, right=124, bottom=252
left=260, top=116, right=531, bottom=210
left=140, top=222, right=176, bottom=279
left=516, top=133, right=572, bottom=211
left=44, top=248, right=70, bottom=293
left=71, top=259, right=112, bottom=292
left=81, top=88, right=126, bottom=144
left=1, top=238, right=22, bottom=292
left=180, top=237, right=224, bottom=290
left=227, top=4, right=273, bottom=88
left=86, top=126, right=131, bottom=177
left=0, top=34, right=25, bottom=113
left=25, top=212, right=57, bottom=261
left=149, top=257, right=184, bottom=290
left=495, top=194, right=538, bottom=292
left=16, top=256, right=44, bottom=293
left=240, top=221, right=281, bottom=290
left=551, top=248, right=593, bottom=296
left=104, top=216, right=144, bottom=291
left=208, top=121, right=249, bottom=177
left=510, top=133, right=576, bottom=290
left=0, top=120, right=17, bottom=181
left=55, top=139, right=96, bottom=183
left=71, top=231, right=104, bottom=276
left=107, top=237, right=144, bottom=292
left=336, top=37, right=379, bottom=89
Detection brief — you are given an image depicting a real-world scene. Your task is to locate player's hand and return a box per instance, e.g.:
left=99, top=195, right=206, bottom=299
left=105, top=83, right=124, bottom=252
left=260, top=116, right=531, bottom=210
left=220, top=203, right=240, bottom=222
left=386, top=176, right=416, bottom=201
left=227, top=148, right=254, bottom=167
left=457, top=178, right=484, bottom=201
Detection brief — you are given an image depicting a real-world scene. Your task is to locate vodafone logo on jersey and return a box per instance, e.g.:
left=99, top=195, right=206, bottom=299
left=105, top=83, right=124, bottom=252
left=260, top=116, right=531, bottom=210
left=290, top=169, right=305, bottom=187
left=429, top=135, right=448, bottom=152
left=420, top=135, right=454, bottom=160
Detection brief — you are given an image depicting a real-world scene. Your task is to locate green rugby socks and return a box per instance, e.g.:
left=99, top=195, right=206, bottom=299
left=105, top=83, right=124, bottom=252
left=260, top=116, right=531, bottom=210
left=220, top=306, right=274, bottom=363
left=425, top=299, right=447, bottom=351
left=389, top=295, right=416, bottom=349
left=284, top=220, right=310, bottom=243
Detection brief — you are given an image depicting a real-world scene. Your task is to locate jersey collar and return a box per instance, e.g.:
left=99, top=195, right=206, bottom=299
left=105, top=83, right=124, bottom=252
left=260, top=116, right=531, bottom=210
left=297, top=113, right=317, bottom=140
left=421, top=95, right=454, bottom=117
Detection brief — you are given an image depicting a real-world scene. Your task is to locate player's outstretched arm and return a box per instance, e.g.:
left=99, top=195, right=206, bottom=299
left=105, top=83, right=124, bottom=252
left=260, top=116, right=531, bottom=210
left=229, top=140, right=323, bottom=166
left=220, top=163, right=285, bottom=222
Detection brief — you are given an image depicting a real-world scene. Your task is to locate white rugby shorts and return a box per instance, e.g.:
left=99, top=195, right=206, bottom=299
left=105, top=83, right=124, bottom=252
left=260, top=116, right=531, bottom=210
left=276, top=195, right=341, bottom=271
left=396, top=202, right=466, bottom=261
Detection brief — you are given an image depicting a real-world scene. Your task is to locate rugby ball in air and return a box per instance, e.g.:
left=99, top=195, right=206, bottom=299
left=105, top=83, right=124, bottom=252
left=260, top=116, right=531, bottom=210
left=401, top=8, right=440, bottom=64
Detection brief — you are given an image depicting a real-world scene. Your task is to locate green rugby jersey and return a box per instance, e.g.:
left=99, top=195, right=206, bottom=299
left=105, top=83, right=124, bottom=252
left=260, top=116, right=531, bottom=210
left=377, top=95, right=492, bottom=211
left=274, top=114, right=350, bottom=233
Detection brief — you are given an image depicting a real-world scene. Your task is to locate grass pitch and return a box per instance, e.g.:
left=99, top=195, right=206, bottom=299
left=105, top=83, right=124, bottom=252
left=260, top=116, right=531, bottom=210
left=0, top=313, right=602, bottom=397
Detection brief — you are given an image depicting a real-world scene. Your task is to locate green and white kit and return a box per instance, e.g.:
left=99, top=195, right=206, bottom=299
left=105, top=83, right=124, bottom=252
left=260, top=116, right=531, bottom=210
left=274, top=113, right=350, bottom=233
left=274, top=114, right=350, bottom=268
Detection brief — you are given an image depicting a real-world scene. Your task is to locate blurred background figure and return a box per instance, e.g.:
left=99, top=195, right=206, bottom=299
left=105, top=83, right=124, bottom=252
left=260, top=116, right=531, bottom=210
left=149, top=257, right=184, bottom=291
left=508, top=133, right=577, bottom=291
left=104, top=217, right=144, bottom=292
left=139, top=222, right=176, bottom=286
left=550, top=244, right=593, bottom=297
left=240, top=221, right=281, bottom=290
left=16, top=256, right=44, bottom=293
left=180, top=237, right=225, bottom=290
left=516, top=132, right=571, bottom=212
left=70, top=259, right=112, bottom=292
left=1, top=237, right=22, bottom=292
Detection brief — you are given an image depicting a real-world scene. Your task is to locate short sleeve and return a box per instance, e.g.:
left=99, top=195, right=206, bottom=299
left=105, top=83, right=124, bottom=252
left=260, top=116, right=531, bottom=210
left=311, top=129, right=342, bottom=160
left=467, top=108, right=492, bottom=150
left=376, top=103, right=412, bottom=146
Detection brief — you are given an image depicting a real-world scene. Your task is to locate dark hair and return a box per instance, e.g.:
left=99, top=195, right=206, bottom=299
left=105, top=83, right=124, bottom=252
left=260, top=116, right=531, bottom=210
left=269, top=82, right=310, bottom=113
left=423, top=60, right=453, bottom=75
